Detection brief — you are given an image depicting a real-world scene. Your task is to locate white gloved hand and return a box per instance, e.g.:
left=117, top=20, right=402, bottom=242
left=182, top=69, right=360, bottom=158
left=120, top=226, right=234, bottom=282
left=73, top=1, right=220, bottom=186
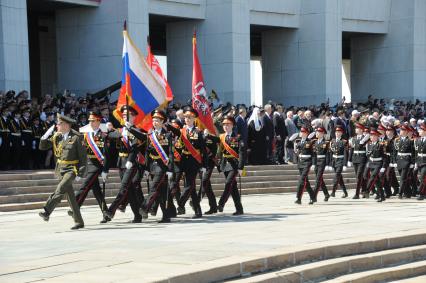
left=380, top=168, right=385, bottom=173
left=414, top=163, right=418, bottom=170
left=75, top=176, right=81, bottom=182
left=143, top=170, right=150, bottom=178
left=347, top=161, right=353, bottom=167
left=238, top=169, right=243, bottom=176
left=390, top=163, right=396, bottom=168
left=101, top=172, right=108, bottom=182
left=125, top=161, right=133, bottom=170
left=41, top=125, right=55, bottom=140
left=312, top=165, right=316, bottom=171
left=32, top=140, right=36, bottom=150
left=106, top=122, right=113, bottom=131
left=200, top=167, right=207, bottom=174
left=125, top=121, right=133, bottom=128
left=204, top=129, right=209, bottom=136
left=343, top=166, right=348, bottom=172
left=166, top=172, right=173, bottom=180
left=22, top=140, right=25, bottom=146
left=409, top=164, right=414, bottom=169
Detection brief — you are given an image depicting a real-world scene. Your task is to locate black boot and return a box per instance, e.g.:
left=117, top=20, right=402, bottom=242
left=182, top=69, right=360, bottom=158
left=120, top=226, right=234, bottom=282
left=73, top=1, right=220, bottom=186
left=204, top=207, right=218, bottom=215
left=38, top=210, right=50, bottom=222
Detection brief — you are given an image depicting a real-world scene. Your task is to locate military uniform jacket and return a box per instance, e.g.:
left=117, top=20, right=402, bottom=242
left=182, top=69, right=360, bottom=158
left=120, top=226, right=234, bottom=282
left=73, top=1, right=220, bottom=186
left=9, top=118, right=21, bottom=139
left=109, top=127, right=146, bottom=169
left=294, top=138, right=314, bottom=168
left=0, top=116, right=10, bottom=144
left=20, top=117, right=33, bottom=148
left=83, top=130, right=110, bottom=173
left=312, top=138, right=330, bottom=167
left=414, top=137, right=426, bottom=167
left=349, top=135, right=367, bottom=164
left=383, top=136, right=396, bottom=167
left=218, top=132, right=246, bottom=172
left=144, top=128, right=173, bottom=172
left=204, top=133, right=219, bottom=168
left=366, top=141, right=384, bottom=169
left=394, top=137, right=415, bottom=168
left=39, top=129, right=87, bottom=178
left=330, top=138, right=348, bottom=167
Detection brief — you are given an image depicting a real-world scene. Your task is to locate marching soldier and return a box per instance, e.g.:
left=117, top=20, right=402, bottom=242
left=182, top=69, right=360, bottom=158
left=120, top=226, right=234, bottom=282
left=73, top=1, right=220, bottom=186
left=216, top=115, right=246, bottom=214
left=103, top=106, right=145, bottom=223
left=171, top=106, right=207, bottom=218
left=348, top=123, right=368, bottom=199
left=70, top=111, right=110, bottom=223
left=383, top=125, right=399, bottom=197
left=415, top=123, right=426, bottom=200
left=394, top=124, right=415, bottom=199
left=365, top=129, right=386, bottom=202
left=137, top=109, right=173, bottom=223
left=38, top=114, right=87, bottom=230
left=312, top=127, right=330, bottom=202
left=294, top=126, right=315, bottom=204
left=408, top=127, right=419, bottom=197
left=330, top=126, right=349, bottom=198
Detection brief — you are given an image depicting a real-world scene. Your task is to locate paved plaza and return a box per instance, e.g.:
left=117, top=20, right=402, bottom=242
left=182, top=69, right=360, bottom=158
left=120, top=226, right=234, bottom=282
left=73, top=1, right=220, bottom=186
left=1, top=192, right=426, bottom=282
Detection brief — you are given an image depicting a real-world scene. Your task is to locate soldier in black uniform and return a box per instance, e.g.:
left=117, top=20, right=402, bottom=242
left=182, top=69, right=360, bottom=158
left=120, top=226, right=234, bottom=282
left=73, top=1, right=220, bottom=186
left=137, top=109, right=173, bottom=223
left=415, top=123, right=426, bottom=200
left=0, top=106, right=11, bottom=170
left=330, top=126, right=349, bottom=198
left=31, top=116, right=45, bottom=169
left=20, top=107, right=33, bottom=169
left=383, top=125, right=399, bottom=197
left=409, top=127, right=419, bottom=197
left=70, top=111, right=110, bottom=223
left=104, top=106, right=145, bottom=223
left=394, top=124, right=415, bottom=198
left=199, top=128, right=220, bottom=214
left=365, top=129, right=386, bottom=202
left=170, top=106, right=207, bottom=218
left=348, top=123, right=368, bottom=199
left=9, top=110, right=22, bottom=169
left=294, top=126, right=315, bottom=204
left=216, top=115, right=246, bottom=214
left=312, top=127, right=330, bottom=202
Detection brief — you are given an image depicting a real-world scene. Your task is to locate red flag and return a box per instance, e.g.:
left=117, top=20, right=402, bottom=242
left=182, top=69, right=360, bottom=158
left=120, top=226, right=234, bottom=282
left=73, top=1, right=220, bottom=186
left=192, top=32, right=217, bottom=135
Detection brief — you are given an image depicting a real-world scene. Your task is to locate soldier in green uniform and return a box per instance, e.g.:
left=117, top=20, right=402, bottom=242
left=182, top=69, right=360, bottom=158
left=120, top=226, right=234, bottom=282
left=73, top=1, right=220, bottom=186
left=38, top=114, right=87, bottom=230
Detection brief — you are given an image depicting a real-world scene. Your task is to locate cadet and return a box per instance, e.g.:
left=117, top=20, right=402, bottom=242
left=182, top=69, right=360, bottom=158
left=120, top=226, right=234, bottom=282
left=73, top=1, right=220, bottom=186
left=348, top=123, right=368, bottom=199
left=414, top=123, right=426, bottom=200
left=294, top=126, right=315, bottom=204
left=38, top=114, right=87, bottom=230
left=394, top=125, right=415, bottom=198
left=312, top=127, right=330, bottom=202
left=383, top=125, right=399, bottom=197
left=365, top=129, right=386, bottom=202
left=330, top=126, right=349, bottom=198
left=20, top=107, right=33, bottom=169
left=0, top=106, right=11, bottom=170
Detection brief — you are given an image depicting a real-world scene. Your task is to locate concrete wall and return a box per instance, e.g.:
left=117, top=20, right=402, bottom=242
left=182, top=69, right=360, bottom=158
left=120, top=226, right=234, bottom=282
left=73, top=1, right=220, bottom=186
left=0, top=0, right=30, bottom=92
left=167, top=0, right=251, bottom=105
left=39, top=16, right=57, bottom=96
left=56, top=0, right=148, bottom=95
left=350, top=0, right=426, bottom=102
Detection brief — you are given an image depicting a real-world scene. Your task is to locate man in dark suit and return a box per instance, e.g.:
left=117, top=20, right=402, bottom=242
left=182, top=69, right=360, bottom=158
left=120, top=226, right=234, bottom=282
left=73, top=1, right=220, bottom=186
left=235, top=106, right=248, bottom=146
left=262, top=104, right=274, bottom=164
left=273, top=104, right=288, bottom=164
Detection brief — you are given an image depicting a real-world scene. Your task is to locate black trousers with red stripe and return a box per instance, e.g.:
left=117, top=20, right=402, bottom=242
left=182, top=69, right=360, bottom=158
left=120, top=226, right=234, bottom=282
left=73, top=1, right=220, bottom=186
left=142, top=162, right=168, bottom=218
left=218, top=169, right=242, bottom=211
left=296, top=166, right=314, bottom=200
left=313, top=163, right=329, bottom=198
left=366, top=165, right=384, bottom=198
left=178, top=169, right=202, bottom=214
left=353, top=162, right=367, bottom=196
left=75, top=168, right=107, bottom=212
left=385, top=167, right=399, bottom=195
left=107, top=167, right=143, bottom=219
left=332, top=165, right=347, bottom=194
left=199, top=166, right=217, bottom=210
left=418, top=166, right=426, bottom=196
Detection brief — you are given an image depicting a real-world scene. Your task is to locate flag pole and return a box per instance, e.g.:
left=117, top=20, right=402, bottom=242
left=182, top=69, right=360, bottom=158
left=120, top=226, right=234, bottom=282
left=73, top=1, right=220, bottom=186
left=123, top=20, right=130, bottom=123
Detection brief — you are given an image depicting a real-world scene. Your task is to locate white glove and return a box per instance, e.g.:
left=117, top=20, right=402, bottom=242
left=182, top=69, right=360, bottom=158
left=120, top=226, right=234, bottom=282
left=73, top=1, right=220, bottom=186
left=22, top=140, right=25, bottom=146
left=125, top=161, right=133, bottom=170
left=166, top=172, right=173, bottom=180
left=41, top=125, right=55, bottom=140
left=390, top=163, right=397, bottom=168
left=200, top=167, right=207, bottom=174
left=143, top=170, right=150, bottom=178
left=204, top=129, right=209, bottom=136
left=75, top=176, right=81, bottom=182
left=106, top=122, right=113, bottom=131
left=101, top=172, right=108, bottom=182
left=32, top=140, right=36, bottom=150
left=414, top=163, right=418, bottom=170
left=125, top=121, right=133, bottom=128
left=308, top=132, right=315, bottom=139
left=238, top=169, right=243, bottom=176
left=312, top=165, right=316, bottom=171
left=409, top=164, right=414, bottom=169
left=343, top=166, right=347, bottom=172
left=380, top=168, right=385, bottom=173
left=347, top=161, right=353, bottom=167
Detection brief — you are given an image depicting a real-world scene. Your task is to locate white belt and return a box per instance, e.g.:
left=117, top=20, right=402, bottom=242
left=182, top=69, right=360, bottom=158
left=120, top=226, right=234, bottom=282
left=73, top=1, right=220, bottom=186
left=398, top=153, right=411, bottom=156
left=385, top=153, right=391, bottom=156
left=299, top=155, right=311, bottom=158
left=11, top=133, right=21, bottom=136
left=333, top=155, right=344, bottom=159
left=369, top=157, right=382, bottom=162
left=418, top=153, right=426, bottom=157
left=0, top=129, right=10, bottom=132
left=22, top=130, right=32, bottom=133
left=353, top=151, right=366, bottom=154
left=316, top=155, right=326, bottom=158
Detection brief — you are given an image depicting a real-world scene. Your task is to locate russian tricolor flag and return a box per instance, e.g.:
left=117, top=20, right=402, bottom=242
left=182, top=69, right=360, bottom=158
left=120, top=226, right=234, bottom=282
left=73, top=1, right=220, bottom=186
left=114, top=27, right=168, bottom=127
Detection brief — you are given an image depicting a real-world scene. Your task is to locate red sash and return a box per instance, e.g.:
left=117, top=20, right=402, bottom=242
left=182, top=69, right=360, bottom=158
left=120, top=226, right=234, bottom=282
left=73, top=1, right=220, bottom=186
left=180, top=128, right=202, bottom=164
left=173, top=150, right=181, bottom=162
left=220, top=134, right=239, bottom=158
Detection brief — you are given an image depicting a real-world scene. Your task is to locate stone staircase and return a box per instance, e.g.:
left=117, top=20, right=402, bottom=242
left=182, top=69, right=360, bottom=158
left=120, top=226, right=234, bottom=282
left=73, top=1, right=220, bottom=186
left=0, top=164, right=357, bottom=212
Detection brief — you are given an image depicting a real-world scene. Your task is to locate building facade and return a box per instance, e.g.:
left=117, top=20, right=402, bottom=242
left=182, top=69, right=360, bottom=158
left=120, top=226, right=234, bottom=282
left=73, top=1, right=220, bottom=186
left=1, top=0, right=425, bottom=105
